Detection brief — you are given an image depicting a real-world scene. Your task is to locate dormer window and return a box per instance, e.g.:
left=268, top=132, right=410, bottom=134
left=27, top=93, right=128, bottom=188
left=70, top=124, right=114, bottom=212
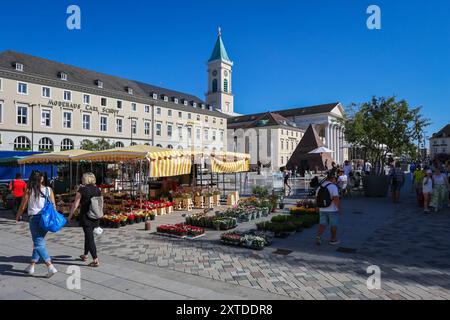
left=208, top=105, right=213, bottom=111
left=201, top=104, right=206, bottom=109
left=183, top=100, right=188, bottom=106
left=152, top=93, right=158, bottom=100
left=59, top=72, right=68, bottom=81
left=126, top=87, right=133, bottom=94
left=192, top=102, right=197, bottom=108
left=173, top=97, right=179, bottom=104
left=14, top=63, right=24, bottom=72
left=163, top=95, right=168, bottom=102
left=96, top=80, right=103, bottom=88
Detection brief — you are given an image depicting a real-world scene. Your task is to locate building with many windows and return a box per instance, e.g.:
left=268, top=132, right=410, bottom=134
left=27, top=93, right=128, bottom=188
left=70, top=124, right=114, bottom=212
left=429, top=124, right=450, bottom=159
left=0, top=46, right=228, bottom=152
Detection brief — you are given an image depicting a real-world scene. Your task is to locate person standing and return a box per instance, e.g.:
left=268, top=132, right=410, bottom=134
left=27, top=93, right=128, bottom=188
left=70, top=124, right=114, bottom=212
left=316, top=174, right=341, bottom=245
left=337, top=169, right=349, bottom=197
left=364, top=160, right=372, bottom=175
left=412, top=165, right=425, bottom=204
left=430, top=168, right=449, bottom=212
left=343, top=160, right=353, bottom=178
left=422, top=169, right=434, bottom=213
left=389, top=161, right=405, bottom=203
left=9, top=173, right=27, bottom=215
left=69, top=173, right=102, bottom=267
left=15, top=171, right=58, bottom=277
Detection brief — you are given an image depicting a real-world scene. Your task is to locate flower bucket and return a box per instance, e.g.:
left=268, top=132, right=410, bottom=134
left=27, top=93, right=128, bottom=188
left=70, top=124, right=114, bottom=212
left=194, top=196, right=204, bottom=208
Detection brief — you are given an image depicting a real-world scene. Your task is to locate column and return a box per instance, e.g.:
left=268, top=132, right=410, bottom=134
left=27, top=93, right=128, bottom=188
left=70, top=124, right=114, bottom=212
left=334, top=125, right=338, bottom=163
left=325, top=124, right=330, bottom=149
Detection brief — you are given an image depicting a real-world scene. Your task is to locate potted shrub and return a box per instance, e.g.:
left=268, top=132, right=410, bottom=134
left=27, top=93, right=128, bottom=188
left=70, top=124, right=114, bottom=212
left=341, top=96, right=429, bottom=197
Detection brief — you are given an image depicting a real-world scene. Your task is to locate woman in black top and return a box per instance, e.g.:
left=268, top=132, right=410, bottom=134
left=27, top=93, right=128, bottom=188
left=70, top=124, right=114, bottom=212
left=69, top=172, right=101, bottom=267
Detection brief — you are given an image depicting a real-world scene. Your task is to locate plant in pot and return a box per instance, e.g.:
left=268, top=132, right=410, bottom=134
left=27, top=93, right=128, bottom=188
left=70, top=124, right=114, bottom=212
left=340, top=96, right=429, bottom=197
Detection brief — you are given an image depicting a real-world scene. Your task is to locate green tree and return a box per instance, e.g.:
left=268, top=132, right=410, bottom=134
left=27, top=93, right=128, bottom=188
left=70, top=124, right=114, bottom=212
left=80, top=138, right=115, bottom=151
left=340, top=96, right=430, bottom=175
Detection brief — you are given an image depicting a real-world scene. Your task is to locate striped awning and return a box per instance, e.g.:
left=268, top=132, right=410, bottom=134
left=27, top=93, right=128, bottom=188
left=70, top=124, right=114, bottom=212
left=71, top=145, right=169, bottom=162
left=147, top=150, right=192, bottom=178
left=18, top=149, right=92, bottom=164
left=211, top=157, right=250, bottom=173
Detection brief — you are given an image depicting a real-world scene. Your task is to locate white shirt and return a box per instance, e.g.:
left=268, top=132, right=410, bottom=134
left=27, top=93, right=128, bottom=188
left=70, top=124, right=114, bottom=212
left=28, top=186, right=50, bottom=216
left=317, top=182, right=339, bottom=212
left=364, top=162, right=372, bottom=172
left=338, top=175, right=348, bottom=189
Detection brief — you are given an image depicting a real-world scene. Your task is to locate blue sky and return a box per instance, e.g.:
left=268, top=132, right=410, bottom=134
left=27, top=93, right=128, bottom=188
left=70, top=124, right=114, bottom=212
left=1, top=0, right=449, bottom=137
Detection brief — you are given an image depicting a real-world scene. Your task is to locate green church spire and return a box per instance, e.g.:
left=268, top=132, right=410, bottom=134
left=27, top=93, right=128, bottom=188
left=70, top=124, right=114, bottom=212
left=208, top=27, right=231, bottom=63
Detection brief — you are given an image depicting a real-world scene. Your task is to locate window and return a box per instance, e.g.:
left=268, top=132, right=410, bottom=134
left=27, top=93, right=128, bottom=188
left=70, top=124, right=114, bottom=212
left=156, top=144, right=163, bottom=147
left=63, top=111, right=72, bottom=128
left=280, top=139, right=284, bottom=150
left=96, top=80, right=103, bottom=88
left=63, top=90, right=72, bottom=101
left=131, top=120, right=137, bottom=135
left=61, top=138, right=74, bottom=150
left=130, top=142, right=137, bottom=146
left=83, top=94, right=90, bottom=104
left=18, top=82, right=28, bottom=94
left=0, top=101, right=3, bottom=123
left=192, top=102, right=197, bottom=108
left=205, top=116, right=208, bottom=123
left=41, top=109, right=51, bottom=127
left=219, top=131, right=224, bottom=141
left=156, top=123, right=162, bottom=136
left=183, top=100, right=188, bottom=106
left=42, top=86, right=51, bottom=98
left=15, top=63, right=23, bottom=71
left=163, top=96, right=168, bottom=102
left=167, top=144, right=173, bottom=149
left=17, top=105, right=28, bottom=125
left=127, top=87, right=133, bottom=94
left=144, top=122, right=150, bottom=135
left=174, top=98, right=179, bottom=104
left=196, top=128, right=201, bottom=140
left=187, top=127, right=192, bottom=138
left=131, top=103, right=137, bottom=111
left=204, top=129, right=209, bottom=140
left=188, top=113, right=192, bottom=120
left=152, top=93, right=158, bottom=99
left=100, top=116, right=108, bottom=132
left=59, top=72, right=67, bottom=81
left=178, top=111, right=182, bottom=118
left=14, top=136, right=30, bottom=150
left=156, top=107, right=161, bottom=115
left=178, top=126, right=183, bottom=139
left=281, top=156, right=284, bottom=164
left=117, top=100, right=122, bottom=109
left=82, top=114, right=91, bottom=130
left=39, top=137, right=53, bottom=151
left=212, top=130, right=216, bottom=141
left=101, top=98, right=107, bottom=107
left=245, top=136, right=250, bottom=153
left=167, top=124, right=173, bottom=137
left=0, top=78, right=2, bottom=91
left=115, top=141, right=124, bottom=148
left=213, top=118, right=216, bottom=124
left=145, top=105, right=150, bottom=113
left=220, top=119, right=223, bottom=125
left=197, top=115, right=200, bottom=121
left=168, top=110, right=172, bottom=117
left=116, top=118, right=123, bottom=133
left=212, top=79, right=218, bottom=93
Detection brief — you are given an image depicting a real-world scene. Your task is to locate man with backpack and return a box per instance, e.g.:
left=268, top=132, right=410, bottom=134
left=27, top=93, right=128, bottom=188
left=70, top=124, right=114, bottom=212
left=316, top=173, right=341, bottom=245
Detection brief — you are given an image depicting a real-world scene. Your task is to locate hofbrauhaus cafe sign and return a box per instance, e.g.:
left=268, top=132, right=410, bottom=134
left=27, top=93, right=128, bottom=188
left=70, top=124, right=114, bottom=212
left=47, top=100, right=119, bottom=115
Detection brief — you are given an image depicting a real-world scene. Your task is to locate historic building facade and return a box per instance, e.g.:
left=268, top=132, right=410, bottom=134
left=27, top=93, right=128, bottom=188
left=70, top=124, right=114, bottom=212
left=429, top=124, right=450, bottom=159
left=228, top=103, right=348, bottom=166
left=0, top=48, right=227, bottom=152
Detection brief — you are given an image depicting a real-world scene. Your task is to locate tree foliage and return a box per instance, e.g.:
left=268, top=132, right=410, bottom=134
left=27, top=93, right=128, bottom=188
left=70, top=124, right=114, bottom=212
left=80, top=138, right=115, bottom=151
left=340, top=96, right=430, bottom=174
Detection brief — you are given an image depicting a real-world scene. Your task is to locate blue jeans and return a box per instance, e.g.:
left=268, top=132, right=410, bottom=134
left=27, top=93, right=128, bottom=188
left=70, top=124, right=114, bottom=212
left=29, top=215, right=51, bottom=263
left=319, top=211, right=339, bottom=227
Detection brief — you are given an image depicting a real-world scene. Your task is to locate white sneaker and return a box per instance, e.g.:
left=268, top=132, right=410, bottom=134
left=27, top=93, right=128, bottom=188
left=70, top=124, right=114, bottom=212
left=25, top=264, right=35, bottom=275
left=47, top=264, right=58, bottom=278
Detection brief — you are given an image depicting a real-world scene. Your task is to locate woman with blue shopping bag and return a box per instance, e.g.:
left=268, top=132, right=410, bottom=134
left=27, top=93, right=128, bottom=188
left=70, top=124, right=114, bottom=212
left=16, top=171, right=64, bottom=278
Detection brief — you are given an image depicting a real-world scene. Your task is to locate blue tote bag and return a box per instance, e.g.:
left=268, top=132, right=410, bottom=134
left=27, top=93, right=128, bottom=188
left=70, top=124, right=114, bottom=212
left=39, top=187, right=67, bottom=233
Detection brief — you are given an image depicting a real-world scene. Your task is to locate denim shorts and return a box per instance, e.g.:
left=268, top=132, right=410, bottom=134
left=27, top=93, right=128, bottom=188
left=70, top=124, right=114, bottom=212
left=319, top=211, right=339, bottom=227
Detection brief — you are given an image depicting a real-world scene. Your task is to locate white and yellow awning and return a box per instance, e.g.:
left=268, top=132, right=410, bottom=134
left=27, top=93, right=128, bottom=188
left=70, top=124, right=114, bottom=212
left=71, top=145, right=169, bottom=162
left=211, top=157, right=250, bottom=173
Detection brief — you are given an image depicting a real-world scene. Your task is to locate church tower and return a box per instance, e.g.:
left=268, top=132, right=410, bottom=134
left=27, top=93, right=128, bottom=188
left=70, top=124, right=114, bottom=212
left=206, top=27, right=234, bottom=115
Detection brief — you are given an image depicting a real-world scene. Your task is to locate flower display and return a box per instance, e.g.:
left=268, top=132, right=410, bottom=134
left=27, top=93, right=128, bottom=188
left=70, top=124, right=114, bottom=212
left=221, top=231, right=270, bottom=250
left=157, top=224, right=205, bottom=238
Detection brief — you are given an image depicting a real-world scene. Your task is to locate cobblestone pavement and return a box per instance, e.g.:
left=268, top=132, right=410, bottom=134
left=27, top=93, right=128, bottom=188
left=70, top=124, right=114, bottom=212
left=1, top=186, right=449, bottom=300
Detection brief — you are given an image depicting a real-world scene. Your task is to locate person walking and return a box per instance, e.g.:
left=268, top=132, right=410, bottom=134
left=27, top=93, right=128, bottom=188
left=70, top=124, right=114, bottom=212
left=389, top=161, right=405, bottom=203
left=413, top=165, right=425, bottom=205
left=283, top=168, right=291, bottom=194
left=343, top=160, right=353, bottom=178
left=9, top=173, right=27, bottom=215
left=69, top=173, right=102, bottom=267
left=15, top=171, right=58, bottom=277
left=364, top=160, right=372, bottom=175
left=316, top=174, right=341, bottom=245
left=430, top=168, right=449, bottom=212
left=422, top=169, right=434, bottom=213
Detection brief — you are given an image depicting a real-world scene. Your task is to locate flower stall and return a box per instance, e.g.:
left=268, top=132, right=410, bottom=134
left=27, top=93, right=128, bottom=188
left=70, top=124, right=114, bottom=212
left=156, top=223, right=205, bottom=239
left=221, top=231, right=272, bottom=250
